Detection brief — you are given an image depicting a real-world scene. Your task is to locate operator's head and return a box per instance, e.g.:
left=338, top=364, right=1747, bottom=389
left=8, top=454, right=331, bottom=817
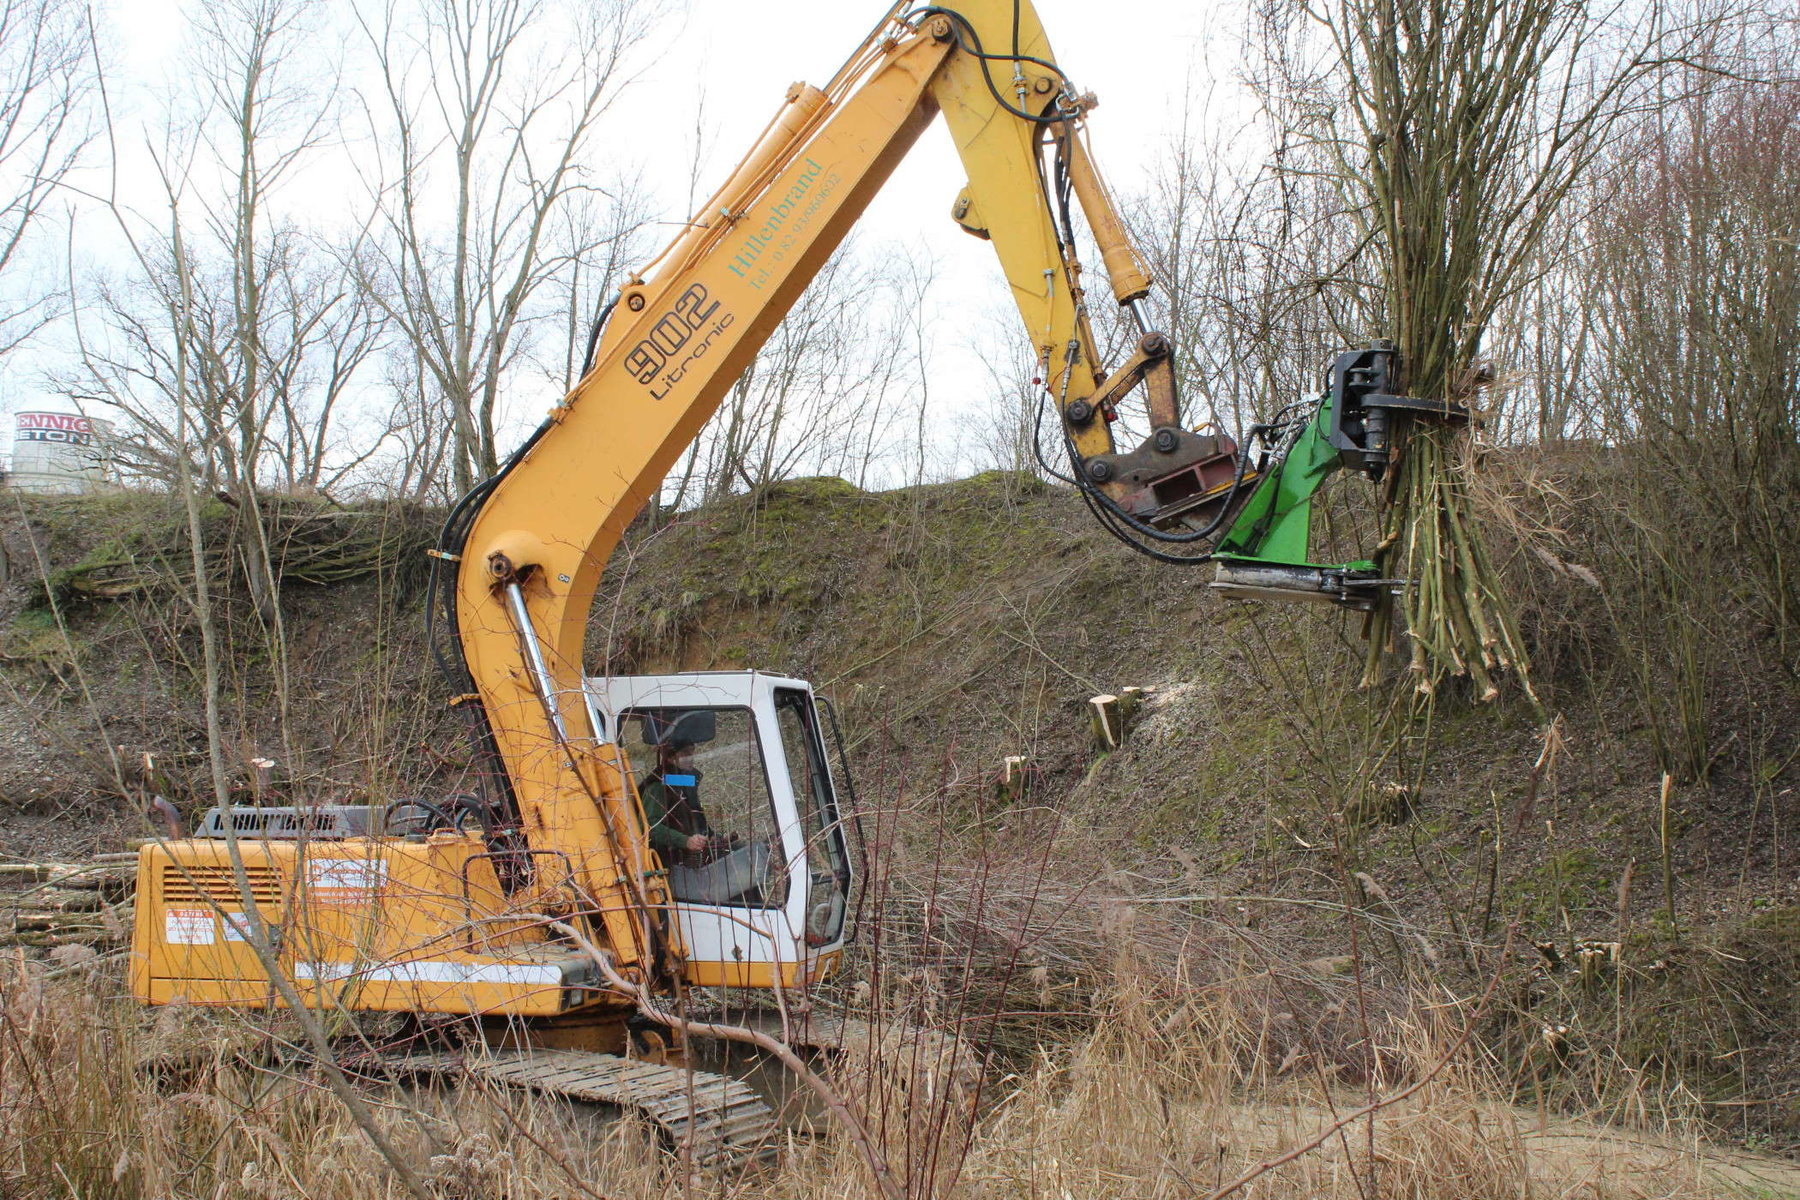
left=650, top=709, right=714, bottom=770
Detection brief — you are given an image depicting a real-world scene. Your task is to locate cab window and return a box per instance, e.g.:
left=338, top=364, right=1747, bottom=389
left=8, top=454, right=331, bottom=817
left=621, top=706, right=787, bottom=907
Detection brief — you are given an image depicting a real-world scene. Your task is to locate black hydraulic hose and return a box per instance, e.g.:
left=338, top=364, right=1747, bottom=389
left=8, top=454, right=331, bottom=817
left=1058, top=410, right=1251, bottom=545
left=1219, top=403, right=1317, bottom=554
left=426, top=473, right=502, bottom=697
left=905, top=6, right=1074, bottom=125
left=425, top=415, right=559, bottom=821
left=439, top=292, right=617, bottom=721
left=1028, top=121, right=1068, bottom=256
left=1031, top=121, right=1066, bottom=253
left=382, top=798, right=457, bottom=836
left=579, top=296, right=620, bottom=378
left=1051, top=122, right=1079, bottom=249
left=1031, top=389, right=1078, bottom=486
left=1048, top=378, right=1307, bottom=568
left=1076, top=478, right=1217, bottom=566
left=425, top=479, right=510, bottom=816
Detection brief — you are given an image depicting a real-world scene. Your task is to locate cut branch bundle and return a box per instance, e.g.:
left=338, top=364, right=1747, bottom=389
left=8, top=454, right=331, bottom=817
left=1371, top=420, right=1531, bottom=701
left=1305, top=0, right=1644, bottom=702
left=0, top=860, right=136, bottom=949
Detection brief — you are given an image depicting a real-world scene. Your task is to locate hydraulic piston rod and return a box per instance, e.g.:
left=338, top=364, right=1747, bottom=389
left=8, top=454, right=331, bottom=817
left=501, top=579, right=572, bottom=746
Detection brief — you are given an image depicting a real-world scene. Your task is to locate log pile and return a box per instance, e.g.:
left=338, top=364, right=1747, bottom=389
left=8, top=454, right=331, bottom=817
left=43, top=497, right=437, bottom=606
left=0, top=854, right=136, bottom=949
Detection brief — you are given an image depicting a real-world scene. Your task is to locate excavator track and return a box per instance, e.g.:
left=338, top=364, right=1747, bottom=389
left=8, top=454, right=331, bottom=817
left=764, top=1011, right=974, bottom=1085
left=376, top=1048, right=781, bottom=1173
left=686, top=1007, right=980, bottom=1130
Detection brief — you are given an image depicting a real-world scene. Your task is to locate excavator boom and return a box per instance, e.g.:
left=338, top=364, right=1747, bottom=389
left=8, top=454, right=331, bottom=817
left=134, top=0, right=1175, bottom=1040
left=128, top=3, right=1410, bottom=1168
left=436, top=0, right=1198, bottom=985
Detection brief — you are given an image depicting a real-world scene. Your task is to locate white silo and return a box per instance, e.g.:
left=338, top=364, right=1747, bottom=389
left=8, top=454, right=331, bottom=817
left=7, top=411, right=115, bottom=493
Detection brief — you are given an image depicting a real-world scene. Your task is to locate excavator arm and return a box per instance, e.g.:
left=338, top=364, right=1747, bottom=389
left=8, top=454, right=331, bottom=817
left=430, top=1, right=1424, bottom=981
left=130, top=7, right=1443, bottom=1139
left=432, top=2, right=1192, bottom=974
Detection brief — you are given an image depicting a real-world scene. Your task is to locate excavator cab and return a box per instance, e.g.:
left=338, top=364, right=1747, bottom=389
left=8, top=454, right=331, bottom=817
left=587, top=671, right=856, bottom=989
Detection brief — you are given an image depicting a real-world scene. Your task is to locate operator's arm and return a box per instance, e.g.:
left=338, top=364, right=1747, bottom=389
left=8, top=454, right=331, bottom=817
left=638, top=776, right=699, bottom=857
left=640, top=776, right=715, bottom=857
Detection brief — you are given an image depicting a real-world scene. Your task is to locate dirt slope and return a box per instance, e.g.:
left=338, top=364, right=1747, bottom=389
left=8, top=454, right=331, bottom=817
left=0, top=462, right=1795, bottom=1150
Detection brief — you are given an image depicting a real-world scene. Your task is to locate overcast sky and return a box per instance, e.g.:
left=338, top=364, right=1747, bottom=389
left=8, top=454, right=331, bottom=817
left=11, top=0, right=1269, bottom=479
left=635, top=0, right=1257, bottom=341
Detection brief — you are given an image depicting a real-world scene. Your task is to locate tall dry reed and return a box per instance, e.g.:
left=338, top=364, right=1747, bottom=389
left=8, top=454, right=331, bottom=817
left=0, top=949, right=1745, bottom=1199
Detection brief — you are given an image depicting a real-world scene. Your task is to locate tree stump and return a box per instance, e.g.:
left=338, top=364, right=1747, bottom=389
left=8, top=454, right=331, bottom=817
left=1089, top=695, right=1121, bottom=750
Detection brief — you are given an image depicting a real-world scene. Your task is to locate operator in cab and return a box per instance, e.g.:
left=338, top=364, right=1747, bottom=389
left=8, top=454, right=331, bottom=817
left=638, top=710, right=723, bottom=865
left=636, top=708, right=771, bottom=905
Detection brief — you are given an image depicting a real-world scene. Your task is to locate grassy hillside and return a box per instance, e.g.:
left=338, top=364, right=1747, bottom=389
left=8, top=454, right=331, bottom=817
left=0, top=454, right=1796, bottom=1157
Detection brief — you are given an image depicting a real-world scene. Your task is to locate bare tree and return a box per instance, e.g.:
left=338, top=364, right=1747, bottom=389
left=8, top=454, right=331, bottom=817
left=356, top=0, right=659, bottom=492
left=1485, top=237, right=1598, bottom=445
left=898, top=253, right=939, bottom=488
left=376, top=335, right=456, bottom=499
left=57, top=0, right=411, bottom=830
left=0, top=0, right=93, bottom=357
left=671, top=241, right=916, bottom=503
left=1580, top=39, right=1800, bottom=775
left=1132, top=105, right=1372, bottom=444
left=964, top=303, right=1046, bottom=478
left=256, top=240, right=393, bottom=492
left=543, top=180, right=651, bottom=396
left=65, top=0, right=386, bottom=497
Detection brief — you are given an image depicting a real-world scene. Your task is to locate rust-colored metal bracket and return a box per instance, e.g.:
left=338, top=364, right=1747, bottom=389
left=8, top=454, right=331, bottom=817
left=1088, top=331, right=1177, bottom=428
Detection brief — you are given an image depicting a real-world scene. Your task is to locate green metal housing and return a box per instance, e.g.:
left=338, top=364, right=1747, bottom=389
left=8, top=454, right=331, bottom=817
left=1214, top=393, right=1375, bottom=575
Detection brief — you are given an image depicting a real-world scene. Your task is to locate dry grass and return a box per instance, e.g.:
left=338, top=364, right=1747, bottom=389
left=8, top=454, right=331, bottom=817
left=0, top=955, right=669, bottom=1200
left=1, top=949, right=1776, bottom=1200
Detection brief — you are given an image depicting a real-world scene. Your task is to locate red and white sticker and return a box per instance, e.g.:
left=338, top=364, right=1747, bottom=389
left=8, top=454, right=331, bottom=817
left=305, top=857, right=386, bottom=904
left=164, top=908, right=215, bottom=945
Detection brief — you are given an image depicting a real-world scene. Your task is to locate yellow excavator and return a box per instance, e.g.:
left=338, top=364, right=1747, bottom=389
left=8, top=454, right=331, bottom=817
left=128, top=0, right=1431, bottom=1168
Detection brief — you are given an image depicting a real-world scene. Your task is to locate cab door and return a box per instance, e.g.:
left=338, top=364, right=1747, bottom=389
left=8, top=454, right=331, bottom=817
left=586, top=672, right=852, bottom=988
